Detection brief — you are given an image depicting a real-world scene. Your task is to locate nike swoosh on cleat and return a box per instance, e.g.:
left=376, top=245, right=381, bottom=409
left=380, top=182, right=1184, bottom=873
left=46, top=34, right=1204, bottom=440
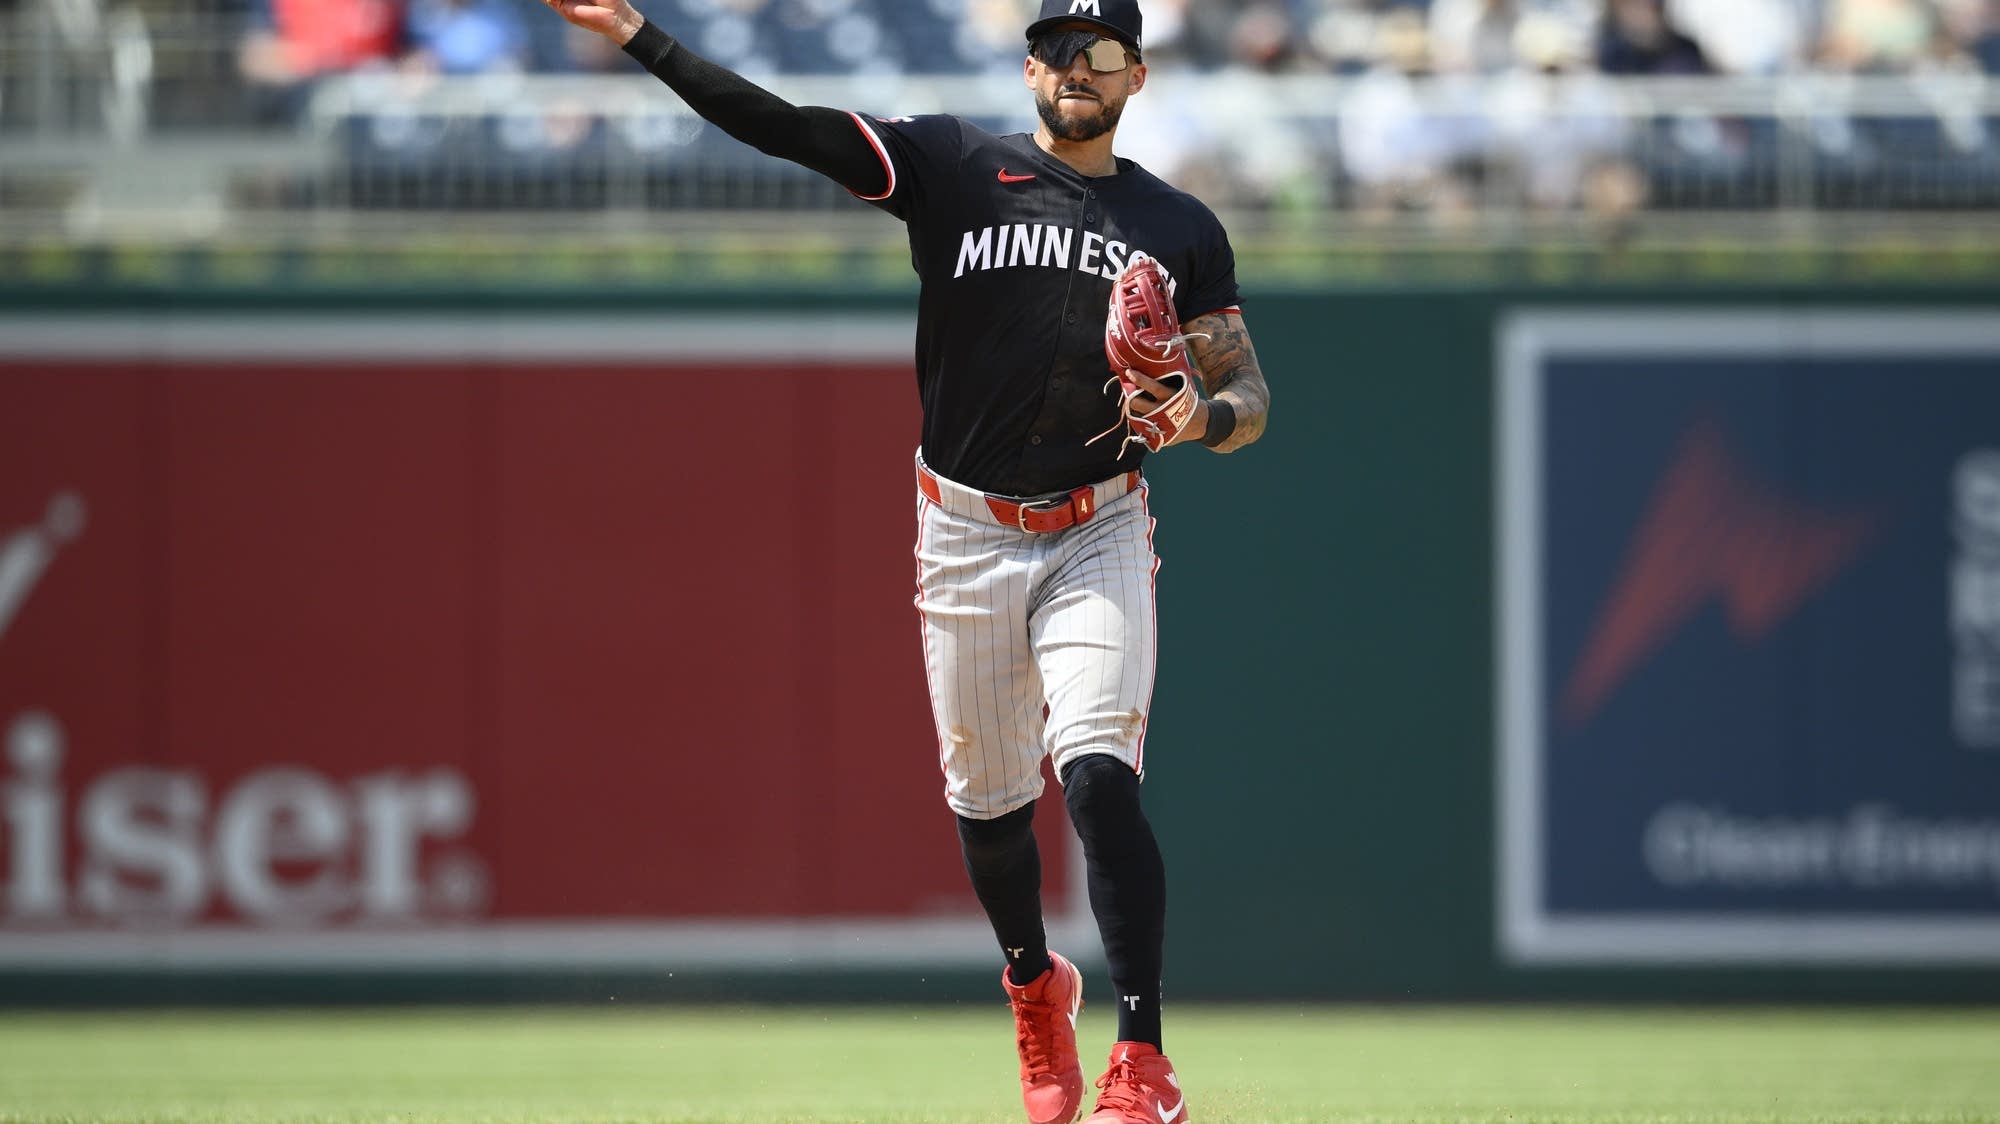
left=1156, top=1097, right=1183, bottom=1122
left=997, top=168, right=1037, bottom=183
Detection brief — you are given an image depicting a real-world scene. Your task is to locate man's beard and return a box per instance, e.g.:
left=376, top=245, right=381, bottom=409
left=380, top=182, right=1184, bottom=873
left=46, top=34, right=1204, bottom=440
left=1035, top=86, right=1122, bottom=142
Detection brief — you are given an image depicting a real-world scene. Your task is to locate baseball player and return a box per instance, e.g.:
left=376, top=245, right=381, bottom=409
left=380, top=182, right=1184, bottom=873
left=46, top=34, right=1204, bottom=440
left=544, top=0, right=1271, bottom=1118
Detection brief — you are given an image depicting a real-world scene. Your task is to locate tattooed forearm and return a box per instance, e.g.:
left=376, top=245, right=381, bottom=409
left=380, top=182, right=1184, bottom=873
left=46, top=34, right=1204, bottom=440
left=1185, top=311, right=1270, bottom=453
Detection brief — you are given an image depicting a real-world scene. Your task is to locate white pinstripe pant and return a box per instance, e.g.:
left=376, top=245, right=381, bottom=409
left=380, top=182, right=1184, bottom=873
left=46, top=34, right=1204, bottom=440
left=914, top=455, right=1159, bottom=820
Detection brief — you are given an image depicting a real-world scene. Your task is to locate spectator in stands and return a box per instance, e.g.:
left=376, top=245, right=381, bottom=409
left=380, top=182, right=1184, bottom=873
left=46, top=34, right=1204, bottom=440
left=1430, top=0, right=1525, bottom=74
left=1339, top=8, right=1484, bottom=220
left=1429, top=0, right=1604, bottom=76
left=1490, top=12, right=1643, bottom=222
left=1176, top=0, right=1257, bottom=67
left=1665, top=0, right=1806, bottom=73
left=239, top=0, right=405, bottom=122
left=403, top=0, right=530, bottom=72
left=1596, top=0, right=1712, bottom=72
left=1970, top=0, right=2000, bottom=70
left=1820, top=0, right=1938, bottom=70
left=1224, top=3, right=1305, bottom=72
left=1935, top=0, right=2000, bottom=70
left=1176, top=1, right=1327, bottom=207
left=1297, top=0, right=1383, bottom=74
left=958, top=0, right=1029, bottom=71
left=1133, top=0, right=1191, bottom=59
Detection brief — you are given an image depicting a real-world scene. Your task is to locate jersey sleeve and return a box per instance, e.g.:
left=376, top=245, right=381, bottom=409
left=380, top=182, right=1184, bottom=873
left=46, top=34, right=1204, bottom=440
left=1175, top=204, right=1243, bottom=322
left=844, top=113, right=965, bottom=223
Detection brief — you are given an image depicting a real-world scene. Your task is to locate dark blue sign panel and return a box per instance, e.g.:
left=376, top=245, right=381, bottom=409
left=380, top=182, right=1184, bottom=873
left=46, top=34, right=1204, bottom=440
left=1497, top=310, right=2000, bottom=964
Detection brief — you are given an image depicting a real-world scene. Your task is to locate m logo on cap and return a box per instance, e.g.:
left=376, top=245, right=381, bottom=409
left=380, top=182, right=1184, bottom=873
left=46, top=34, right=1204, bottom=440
left=1070, top=0, right=1101, bottom=14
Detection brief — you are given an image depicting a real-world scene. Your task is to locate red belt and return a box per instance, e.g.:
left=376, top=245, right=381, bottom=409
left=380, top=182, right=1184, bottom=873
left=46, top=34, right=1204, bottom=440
left=918, top=463, right=1139, bottom=534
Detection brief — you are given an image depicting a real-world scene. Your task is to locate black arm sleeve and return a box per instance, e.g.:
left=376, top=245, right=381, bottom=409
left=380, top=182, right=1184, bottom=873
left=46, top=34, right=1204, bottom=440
left=621, top=22, right=888, bottom=197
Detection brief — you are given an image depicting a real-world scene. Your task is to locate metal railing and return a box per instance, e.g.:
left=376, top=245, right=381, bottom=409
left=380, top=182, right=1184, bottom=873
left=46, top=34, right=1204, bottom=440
left=304, top=71, right=2000, bottom=226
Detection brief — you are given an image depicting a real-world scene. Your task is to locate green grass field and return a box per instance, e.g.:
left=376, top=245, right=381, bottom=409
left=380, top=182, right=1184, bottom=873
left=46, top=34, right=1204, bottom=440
left=2, top=1005, right=1996, bottom=1123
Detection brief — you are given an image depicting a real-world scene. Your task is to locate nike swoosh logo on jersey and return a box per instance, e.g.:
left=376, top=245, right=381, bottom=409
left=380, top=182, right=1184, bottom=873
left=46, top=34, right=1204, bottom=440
left=1156, top=1097, right=1183, bottom=1122
left=997, top=168, right=1037, bottom=183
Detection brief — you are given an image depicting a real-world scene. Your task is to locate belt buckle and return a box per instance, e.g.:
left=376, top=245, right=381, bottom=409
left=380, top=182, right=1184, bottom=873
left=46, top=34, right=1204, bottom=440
left=1015, top=494, right=1071, bottom=533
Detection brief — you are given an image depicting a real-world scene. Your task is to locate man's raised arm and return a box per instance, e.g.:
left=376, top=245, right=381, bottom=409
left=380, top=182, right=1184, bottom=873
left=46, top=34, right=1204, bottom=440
left=542, top=0, right=888, bottom=197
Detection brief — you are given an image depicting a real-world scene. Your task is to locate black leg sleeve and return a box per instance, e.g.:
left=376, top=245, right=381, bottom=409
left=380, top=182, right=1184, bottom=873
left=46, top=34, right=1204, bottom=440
left=957, top=803, right=1053, bottom=986
left=1061, top=753, right=1166, bottom=1050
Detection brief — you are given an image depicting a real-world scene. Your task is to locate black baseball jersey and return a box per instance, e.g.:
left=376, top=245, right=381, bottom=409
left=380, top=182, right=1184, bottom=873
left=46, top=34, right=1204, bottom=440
left=849, top=113, right=1242, bottom=498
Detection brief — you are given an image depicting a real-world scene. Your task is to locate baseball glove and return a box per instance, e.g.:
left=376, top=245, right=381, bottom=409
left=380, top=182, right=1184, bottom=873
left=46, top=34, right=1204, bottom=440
left=1089, top=256, right=1208, bottom=454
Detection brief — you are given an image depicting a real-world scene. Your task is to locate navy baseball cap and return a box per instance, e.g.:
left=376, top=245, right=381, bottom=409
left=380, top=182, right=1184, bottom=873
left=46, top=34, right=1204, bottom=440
left=1026, top=0, right=1143, bottom=53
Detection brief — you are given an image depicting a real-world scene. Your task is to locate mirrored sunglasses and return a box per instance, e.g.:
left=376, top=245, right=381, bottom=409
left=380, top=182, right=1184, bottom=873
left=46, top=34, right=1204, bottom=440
left=1031, top=30, right=1132, bottom=73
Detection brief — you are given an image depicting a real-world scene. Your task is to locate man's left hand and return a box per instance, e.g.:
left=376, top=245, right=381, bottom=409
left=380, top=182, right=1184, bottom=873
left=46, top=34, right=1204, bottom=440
left=1117, top=367, right=1203, bottom=450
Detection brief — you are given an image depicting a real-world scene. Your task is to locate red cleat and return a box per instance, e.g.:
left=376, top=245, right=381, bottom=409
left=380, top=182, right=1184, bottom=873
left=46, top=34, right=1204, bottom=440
left=1002, top=951, right=1086, bottom=1124
left=1084, top=1042, right=1188, bottom=1124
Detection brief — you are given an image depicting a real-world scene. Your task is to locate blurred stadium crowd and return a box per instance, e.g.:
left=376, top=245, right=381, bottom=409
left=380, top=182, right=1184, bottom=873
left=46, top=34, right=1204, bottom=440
left=77, top=0, right=2000, bottom=95
left=4, top=0, right=1999, bottom=231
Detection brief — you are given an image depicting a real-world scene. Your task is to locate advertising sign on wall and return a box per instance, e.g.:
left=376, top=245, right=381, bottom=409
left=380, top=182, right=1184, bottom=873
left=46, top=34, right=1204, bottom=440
left=0, top=315, right=1087, bottom=969
left=1498, top=309, right=2000, bottom=964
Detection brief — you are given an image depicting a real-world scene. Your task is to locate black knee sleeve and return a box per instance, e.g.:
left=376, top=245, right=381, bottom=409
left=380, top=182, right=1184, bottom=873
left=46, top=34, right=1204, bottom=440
left=956, top=801, right=1038, bottom=873
left=1060, top=754, right=1147, bottom=843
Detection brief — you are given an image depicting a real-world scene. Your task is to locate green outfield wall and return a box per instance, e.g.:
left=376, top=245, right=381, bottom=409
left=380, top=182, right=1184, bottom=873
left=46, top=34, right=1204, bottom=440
left=3, top=276, right=1998, bottom=1005
left=1144, top=284, right=2000, bottom=1004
